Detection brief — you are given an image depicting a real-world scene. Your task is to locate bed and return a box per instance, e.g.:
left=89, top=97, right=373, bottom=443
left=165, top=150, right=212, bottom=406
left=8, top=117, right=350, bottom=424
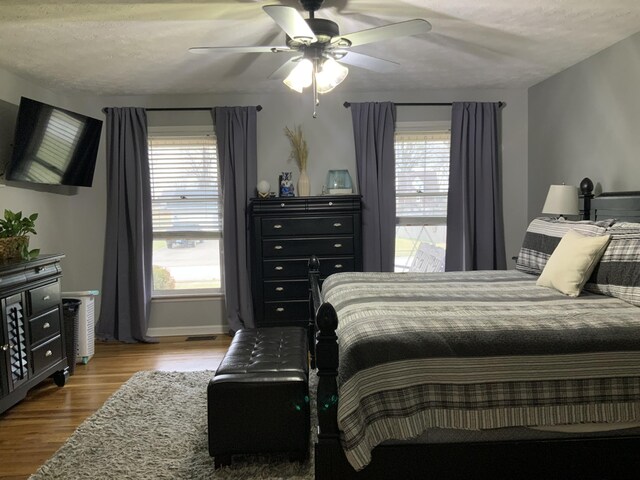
left=308, top=191, right=640, bottom=480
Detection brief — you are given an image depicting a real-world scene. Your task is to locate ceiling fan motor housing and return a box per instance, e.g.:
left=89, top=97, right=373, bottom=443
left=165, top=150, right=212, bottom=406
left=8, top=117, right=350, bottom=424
left=299, top=0, right=325, bottom=13
left=287, top=18, right=340, bottom=48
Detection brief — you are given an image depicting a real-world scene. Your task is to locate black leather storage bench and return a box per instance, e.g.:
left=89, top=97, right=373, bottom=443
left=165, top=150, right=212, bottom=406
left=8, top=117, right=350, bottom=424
left=208, top=327, right=310, bottom=468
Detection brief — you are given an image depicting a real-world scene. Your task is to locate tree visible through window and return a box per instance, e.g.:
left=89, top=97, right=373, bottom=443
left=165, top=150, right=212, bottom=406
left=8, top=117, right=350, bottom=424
left=395, top=129, right=450, bottom=272
left=148, top=128, right=223, bottom=296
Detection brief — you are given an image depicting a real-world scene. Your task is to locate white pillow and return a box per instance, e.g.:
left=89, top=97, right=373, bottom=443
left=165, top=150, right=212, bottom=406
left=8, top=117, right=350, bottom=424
left=536, top=229, right=611, bottom=297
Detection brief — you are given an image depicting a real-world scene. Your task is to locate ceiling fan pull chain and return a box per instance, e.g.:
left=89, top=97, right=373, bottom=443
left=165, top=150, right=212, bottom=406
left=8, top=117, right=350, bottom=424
left=313, top=59, right=319, bottom=118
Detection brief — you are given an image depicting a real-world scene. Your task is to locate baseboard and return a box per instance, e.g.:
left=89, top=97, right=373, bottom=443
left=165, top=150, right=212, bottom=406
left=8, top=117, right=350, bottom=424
left=146, top=325, right=227, bottom=337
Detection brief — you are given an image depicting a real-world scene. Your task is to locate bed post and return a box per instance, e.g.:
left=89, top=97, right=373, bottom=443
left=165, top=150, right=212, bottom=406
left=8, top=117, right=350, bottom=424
left=308, top=256, right=346, bottom=480
left=580, top=177, right=594, bottom=220
left=308, top=256, right=321, bottom=369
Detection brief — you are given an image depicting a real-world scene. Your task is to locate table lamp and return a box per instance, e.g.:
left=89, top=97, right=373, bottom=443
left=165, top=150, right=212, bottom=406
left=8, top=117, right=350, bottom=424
left=542, top=184, right=579, bottom=220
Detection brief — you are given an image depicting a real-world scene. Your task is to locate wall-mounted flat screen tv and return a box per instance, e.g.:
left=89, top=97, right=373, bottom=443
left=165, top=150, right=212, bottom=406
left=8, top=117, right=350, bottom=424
left=5, top=97, right=102, bottom=187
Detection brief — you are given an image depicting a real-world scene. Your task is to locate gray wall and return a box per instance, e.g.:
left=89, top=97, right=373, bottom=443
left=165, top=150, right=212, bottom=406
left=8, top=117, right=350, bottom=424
left=0, top=65, right=528, bottom=335
left=528, top=31, right=640, bottom=220
left=0, top=69, right=107, bottom=308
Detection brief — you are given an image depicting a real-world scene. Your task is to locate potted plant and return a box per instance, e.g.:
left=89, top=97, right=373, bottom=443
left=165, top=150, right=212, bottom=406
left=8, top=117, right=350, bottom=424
left=0, top=209, right=40, bottom=261
left=284, top=125, right=310, bottom=196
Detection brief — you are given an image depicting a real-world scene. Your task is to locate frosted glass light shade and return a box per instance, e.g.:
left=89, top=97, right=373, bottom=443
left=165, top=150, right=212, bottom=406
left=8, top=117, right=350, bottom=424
left=316, top=58, right=349, bottom=94
left=283, top=59, right=313, bottom=93
left=542, top=185, right=579, bottom=216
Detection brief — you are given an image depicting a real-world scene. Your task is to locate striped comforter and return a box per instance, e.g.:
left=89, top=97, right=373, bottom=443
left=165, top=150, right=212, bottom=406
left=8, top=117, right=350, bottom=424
left=322, top=270, right=640, bottom=471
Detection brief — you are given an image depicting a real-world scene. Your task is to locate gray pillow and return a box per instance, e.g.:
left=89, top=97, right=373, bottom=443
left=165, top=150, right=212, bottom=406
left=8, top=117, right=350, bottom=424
left=584, top=222, right=640, bottom=306
left=515, top=217, right=614, bottom=276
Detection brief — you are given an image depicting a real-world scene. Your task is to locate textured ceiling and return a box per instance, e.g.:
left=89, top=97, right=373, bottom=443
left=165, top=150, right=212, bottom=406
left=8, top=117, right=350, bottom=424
left=0, top=0, right=639, bottom=96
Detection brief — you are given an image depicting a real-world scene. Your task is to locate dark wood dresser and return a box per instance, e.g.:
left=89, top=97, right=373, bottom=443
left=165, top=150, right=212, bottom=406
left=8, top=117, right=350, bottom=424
left=0, top=254, right=68, bottom=414
left=249, top=195, right=362, bottom=327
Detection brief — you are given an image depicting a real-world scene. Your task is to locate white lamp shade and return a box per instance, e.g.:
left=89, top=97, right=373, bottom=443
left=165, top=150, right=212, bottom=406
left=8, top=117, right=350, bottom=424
left=542, top=185, right=579, bottom=216
left=316, top=58, right=348, bottom=94
left=283, top=59, right=313, bottom=93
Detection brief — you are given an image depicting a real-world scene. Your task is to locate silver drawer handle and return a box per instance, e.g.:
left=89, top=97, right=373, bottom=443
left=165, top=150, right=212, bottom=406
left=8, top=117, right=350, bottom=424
left=275, top=266, right=284, bottom=271
left=328, top=201, right=333, bottom=206
left=276, top=307, right=285, bottom=312
left=275, top=287, right=284, bottom=292
left=43, top=322, right=51, bottom=329
left=274, top=245, right=283, bottom=250
left=43, top=295, right=51, bottom=301
left=45, top=350, right=53, bottom=357
left=273, top=224, right=283, bottom=229
left=280, top=203, right=285, bottom=207
left=333, top=222, right=342, bottom=227
left=334, top=243, right=343, bottom=248
left=334, top=264, right=343, bottom=269
left=1, top=344, right=8, bottom=351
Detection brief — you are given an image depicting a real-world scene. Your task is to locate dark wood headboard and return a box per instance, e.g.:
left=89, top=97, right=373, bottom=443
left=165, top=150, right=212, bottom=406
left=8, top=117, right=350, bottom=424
left=589, top=192, right=640, bottom=222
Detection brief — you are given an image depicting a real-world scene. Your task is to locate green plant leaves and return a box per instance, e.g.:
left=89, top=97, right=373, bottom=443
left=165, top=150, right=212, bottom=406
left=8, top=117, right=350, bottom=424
left=0, top=209, right=38, bottom=238
left=20, top=243, right=40, bottom=261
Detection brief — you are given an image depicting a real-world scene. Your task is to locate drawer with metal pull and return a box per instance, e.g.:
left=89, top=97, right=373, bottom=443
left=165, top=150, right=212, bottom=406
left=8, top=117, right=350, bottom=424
left=28, top=281, right=61, bottom=316
left=29, top=308, right=61, bottom=346
left=263, top=256, right=355, bottom=279
left=263, top=237, right=353, bottom=257
left=261, top=216, right=353, bottom=237
left=306, top=197, right=358, bottom=211
left=263, top=279, right=309, bottom=301
left=263, top=300, right=309, bottom=323
left=31, top=335, right=63, bottom=374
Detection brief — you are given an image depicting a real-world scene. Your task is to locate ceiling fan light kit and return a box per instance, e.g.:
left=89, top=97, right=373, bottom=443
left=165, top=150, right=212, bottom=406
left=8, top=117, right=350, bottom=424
left=283, top=58, right=313, bottom=92
left=190, top=0, right=432, bottom=117
left=316, top=57, right=348, bottom=94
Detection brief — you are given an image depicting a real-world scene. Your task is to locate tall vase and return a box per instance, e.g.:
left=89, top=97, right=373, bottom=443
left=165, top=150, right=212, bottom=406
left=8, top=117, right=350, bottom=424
left=298, top=169, right=310, bottom=197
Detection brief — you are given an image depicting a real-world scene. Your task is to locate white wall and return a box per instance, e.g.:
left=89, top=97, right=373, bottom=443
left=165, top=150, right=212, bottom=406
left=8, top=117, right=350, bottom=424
left=1, top=67, right=529, bottom=335
left=528, top=32, right=640, bottom=220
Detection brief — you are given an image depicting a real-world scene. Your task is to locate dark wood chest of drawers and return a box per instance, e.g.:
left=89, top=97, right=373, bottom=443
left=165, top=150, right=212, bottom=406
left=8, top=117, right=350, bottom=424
left=249, top=195, right=362, bottom=327
left=0, top=254, right=68, bottom=414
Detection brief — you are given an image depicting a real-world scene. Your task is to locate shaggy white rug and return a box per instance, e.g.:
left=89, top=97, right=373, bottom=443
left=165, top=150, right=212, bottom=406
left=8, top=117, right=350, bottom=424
left=30, top=370, right=316, bottom=480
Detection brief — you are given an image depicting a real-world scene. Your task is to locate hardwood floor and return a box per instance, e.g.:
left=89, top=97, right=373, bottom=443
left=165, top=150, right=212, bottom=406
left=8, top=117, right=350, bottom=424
left=0, top=336, right=232, bottom=480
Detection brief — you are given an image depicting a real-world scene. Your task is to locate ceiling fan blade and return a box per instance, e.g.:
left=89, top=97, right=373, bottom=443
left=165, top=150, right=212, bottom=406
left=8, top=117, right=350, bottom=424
left=268, top=56, right=302, bottom=80
left=335, top=19, right=431, bottom=47
left=336, top=51, right=399, bottom=73
left=263, top=5, right=317, bottom=44
left=189, top=46, right=291, bottom=54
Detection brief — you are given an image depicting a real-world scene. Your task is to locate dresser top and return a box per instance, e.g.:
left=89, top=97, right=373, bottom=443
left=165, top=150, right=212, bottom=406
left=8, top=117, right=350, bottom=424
left=0, top=253, right=65, bottom=276
left=250, top=195, right=361, bottom=214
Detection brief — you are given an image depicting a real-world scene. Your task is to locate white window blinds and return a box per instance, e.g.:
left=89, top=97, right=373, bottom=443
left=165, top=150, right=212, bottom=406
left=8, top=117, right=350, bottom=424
left=395, top=131, right=450, bottom=221
left=148, top=134, right=221, bottom=234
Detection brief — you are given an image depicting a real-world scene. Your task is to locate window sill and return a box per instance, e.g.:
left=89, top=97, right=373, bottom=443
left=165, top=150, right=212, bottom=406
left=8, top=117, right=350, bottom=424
left=151, top=293, right=224, bottom=302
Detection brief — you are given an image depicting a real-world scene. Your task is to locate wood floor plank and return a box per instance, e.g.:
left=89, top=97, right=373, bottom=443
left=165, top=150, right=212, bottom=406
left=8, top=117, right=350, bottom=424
left=0, top=336, right=231, bottom=479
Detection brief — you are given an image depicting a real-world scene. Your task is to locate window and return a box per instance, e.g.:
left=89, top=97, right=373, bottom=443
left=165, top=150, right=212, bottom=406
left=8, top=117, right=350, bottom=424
left=148, top=127, right=222, bottom=296
left=395, top=126, right=451, bottom=272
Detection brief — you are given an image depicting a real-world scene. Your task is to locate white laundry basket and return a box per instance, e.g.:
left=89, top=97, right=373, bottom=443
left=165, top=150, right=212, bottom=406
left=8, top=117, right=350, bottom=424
left=62, top=290, right=99, bottom=364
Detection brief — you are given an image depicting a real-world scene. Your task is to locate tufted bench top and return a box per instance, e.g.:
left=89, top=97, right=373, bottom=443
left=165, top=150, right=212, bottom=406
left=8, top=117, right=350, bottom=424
left=214, top=327, right=308, bottom=376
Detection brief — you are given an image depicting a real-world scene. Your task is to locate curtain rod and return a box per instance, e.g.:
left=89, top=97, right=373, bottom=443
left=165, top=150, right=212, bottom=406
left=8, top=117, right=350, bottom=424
left=101, top=105, right=262, bottom=114
left=343, top=101, right=504, bottom=108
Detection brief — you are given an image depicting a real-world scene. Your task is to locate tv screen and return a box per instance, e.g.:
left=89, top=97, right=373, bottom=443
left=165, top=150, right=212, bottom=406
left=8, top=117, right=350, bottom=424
left=5, top=97, right=102, bottom=187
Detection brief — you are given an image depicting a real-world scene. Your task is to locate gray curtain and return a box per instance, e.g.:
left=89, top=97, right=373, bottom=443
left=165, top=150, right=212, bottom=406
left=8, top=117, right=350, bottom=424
left=445, top=102, right=506, bottom=271
left=213, top=107, right=257, bottom=332
left=97, top=107, right=155, bottom=343
left=350, top=102, right=397, bottom=272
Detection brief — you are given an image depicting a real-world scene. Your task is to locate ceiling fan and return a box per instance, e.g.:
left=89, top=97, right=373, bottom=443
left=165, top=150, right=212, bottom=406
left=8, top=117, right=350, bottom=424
left=189, top=0, right=432, bottom=117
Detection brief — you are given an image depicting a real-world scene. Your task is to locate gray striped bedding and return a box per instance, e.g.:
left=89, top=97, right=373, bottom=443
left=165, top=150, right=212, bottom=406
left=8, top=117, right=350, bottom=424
left=322, top=270, right=640, bottom=471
